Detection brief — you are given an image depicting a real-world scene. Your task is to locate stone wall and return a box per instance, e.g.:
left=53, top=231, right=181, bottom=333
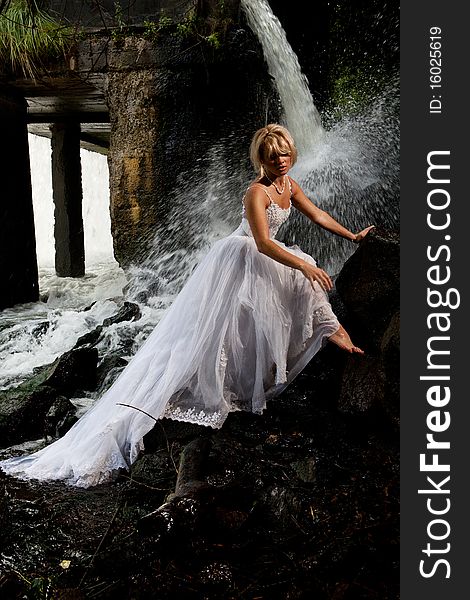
left=80, top=20, right=278, bottom=265
left=46, top=0, right=199, bottom=27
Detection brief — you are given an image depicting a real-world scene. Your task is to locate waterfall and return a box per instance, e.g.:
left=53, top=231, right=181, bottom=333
left=241, top=0, right=399, bottom=273
left=0, top=136, right=128, bottom=391
left=28, top=134, right=116, bottom=268
left=240, top=0, right=324, bottom=154
left=1, top=5, right=399, bottom=392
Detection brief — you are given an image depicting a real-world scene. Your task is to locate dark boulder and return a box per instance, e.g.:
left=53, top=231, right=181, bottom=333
left=378, top=310, right=400, bottom=425
left=0, top=385, right=59, bottom=447
left=95, top=355, right=128, bottom=393
left=102, top=302, right=141, bottom=327
left=335, top=227, right=399, bottom=350
left=73, top=325, right=103, bottom=349
left=0, top=347, right=98, bottom=448
left=42, top=347, right=98, bottom=395
left=335, top=228, right=399, bottom=423
left=44, top=397, right=79, bottom=438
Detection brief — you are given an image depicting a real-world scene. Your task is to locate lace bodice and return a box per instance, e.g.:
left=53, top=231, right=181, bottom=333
left=240, top=179, right=292, bottom=239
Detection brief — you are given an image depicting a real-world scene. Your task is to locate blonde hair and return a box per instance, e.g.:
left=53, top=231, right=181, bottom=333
left=249, top=124, right=298, bottom=176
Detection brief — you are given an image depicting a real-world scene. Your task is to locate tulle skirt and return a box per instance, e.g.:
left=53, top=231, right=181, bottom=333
left=0, top=228, right=339, bottom=487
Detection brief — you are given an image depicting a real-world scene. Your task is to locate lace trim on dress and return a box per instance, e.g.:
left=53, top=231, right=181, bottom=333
left=163, top=405, right=225, bottom=428
left=274, top=363, right=288, bottom=385
left=312, top=306, right=335, bottom=325
left=219, top=344, right=228, bottom=374
left=240, top=182, right=291, bottom=239
left=298, top=304, right=340, bottom=354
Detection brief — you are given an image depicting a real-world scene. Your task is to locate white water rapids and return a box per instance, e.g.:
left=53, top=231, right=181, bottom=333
left=0, top=135, right=130, bottom=391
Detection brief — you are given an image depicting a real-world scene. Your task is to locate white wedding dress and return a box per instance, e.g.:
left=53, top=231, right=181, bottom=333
left=0, top=182, right=340, bottom=487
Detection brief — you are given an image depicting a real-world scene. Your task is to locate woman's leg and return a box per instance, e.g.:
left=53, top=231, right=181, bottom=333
left=328, top=324, right=364, bottom=354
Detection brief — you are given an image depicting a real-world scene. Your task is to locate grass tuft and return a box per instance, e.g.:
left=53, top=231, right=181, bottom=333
left=0, top=0, right=72, bottom=79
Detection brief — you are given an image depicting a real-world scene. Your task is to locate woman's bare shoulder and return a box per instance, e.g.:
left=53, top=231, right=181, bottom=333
left=288, top=176, right=301, bottom=193
left=244, top=182, right=270, bottom=207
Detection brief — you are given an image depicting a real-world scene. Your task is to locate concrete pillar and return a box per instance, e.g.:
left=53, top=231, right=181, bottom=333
left=0, top=91, right=39, bottom=309
left=106, top=69, right=163, bottom=267
left=50, top=122, right=85, bottom=277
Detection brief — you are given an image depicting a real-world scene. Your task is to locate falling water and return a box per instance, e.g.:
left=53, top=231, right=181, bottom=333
left=0, top=135, right=129, bottom=391
left=28, top=134, right=117, bottom=268
left=240, top=0, right=399, bottom=272
left=241, top=0, right=324, bottom=154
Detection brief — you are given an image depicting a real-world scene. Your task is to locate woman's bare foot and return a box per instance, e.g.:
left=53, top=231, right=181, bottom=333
left=329, top=325, right=364, bottom=354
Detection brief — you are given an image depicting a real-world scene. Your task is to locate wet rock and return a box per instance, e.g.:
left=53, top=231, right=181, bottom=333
left=44, top=397, right=78, bottom=438
left=170, top=437, right=212, bottom=499
left=129, top=453, right=174, bottom=488
left=213, top=506, right=249, bottom=531
left=259, top=485, right=304, bottom=528
left=43, top=347, right=98, bottom=395
left=137, top=496, right=201, bottom=540
left=338, top=354, right=384, bottom=414
left=54, top=589, right=86, bottom=599
left=291, top=456, right=317, bottom=483
left=31, top=321, right=50, bottom=338
left=135, top=437, right=216, bottom=542
left=337, top=310, right=399, bottom=424
left=331, top=228, right=399, bottom=425
left=95, top=355, right=128, bottom=393
left=102, top=302, right=141, bottom=327
left=0, top=480, right=10, bottom=545
left=137, top=501, right=177, bottom=540
left=0, top=384, right=59, bottom=447
left=73, top=325, right=103, bottom=349
left=335, top=228, right=399, bottom=350
left=127, top=281, right=161, bottom=304
left=0, top=348, right=98, bottom=447
left=198, top=560, right=233, bottom=590
left=379, top=311, right=400, bottom=425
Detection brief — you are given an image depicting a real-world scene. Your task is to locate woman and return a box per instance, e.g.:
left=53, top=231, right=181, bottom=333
left=0, top=124, right=373, bottom=488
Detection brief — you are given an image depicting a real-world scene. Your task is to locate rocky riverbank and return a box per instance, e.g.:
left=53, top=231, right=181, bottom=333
left=0, top=228, right=399, bottom=599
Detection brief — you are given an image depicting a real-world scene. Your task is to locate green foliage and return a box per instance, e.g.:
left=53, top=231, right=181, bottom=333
left=110, top=1, right=129, bottom=43
left=142, top=15, right=173, bottom=41
left=175, top=10, right=198, bottom=39
left=0, top=0, right=73, bottom=79
left=205, top=32, right=221, bottom=50
left=329, top=62, right=390, bottom=118
left=326, top=0, right=399, bottom=119
left=140, top=8, right=230, bottom=51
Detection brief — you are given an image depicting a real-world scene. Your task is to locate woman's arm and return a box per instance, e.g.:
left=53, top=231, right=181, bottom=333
left=290, top=178, right=374, bottom=242
left=243, top=186, right=333, bottom=291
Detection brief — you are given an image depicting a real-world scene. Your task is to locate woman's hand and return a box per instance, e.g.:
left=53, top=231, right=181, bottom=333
left=353, top=225, right=375, bottom=243
left=300, top=263, right=333, bottom=292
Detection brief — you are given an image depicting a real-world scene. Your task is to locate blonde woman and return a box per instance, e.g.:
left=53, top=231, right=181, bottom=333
left=0, top=124, right=373, bottom=488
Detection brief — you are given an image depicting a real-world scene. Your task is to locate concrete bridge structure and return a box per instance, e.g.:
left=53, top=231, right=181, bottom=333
left=0, top=0, right=274, bottom=310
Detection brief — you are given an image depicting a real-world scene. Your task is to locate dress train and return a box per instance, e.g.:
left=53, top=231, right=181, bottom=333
left=0, top=188, right=339, bottom=487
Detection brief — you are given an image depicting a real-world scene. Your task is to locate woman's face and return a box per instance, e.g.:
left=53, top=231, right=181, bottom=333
left=262, top=151, right=292, bottom=177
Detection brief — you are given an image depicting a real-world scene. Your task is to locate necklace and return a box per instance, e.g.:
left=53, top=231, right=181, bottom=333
left=265, top=174, right=286, bottom=195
